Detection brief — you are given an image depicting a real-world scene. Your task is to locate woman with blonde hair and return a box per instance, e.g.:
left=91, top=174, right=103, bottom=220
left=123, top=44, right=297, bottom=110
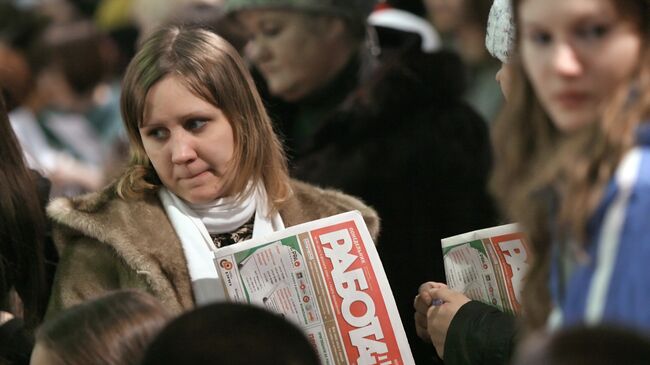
left=46, top=25, right=379, bottom=316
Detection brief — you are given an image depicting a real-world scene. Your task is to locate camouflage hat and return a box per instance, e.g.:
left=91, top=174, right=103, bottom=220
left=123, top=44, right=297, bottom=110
left=224, top=0, right=377, bottom=23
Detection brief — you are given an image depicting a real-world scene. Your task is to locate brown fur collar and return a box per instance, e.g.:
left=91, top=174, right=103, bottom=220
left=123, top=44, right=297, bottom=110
left=47, top=179, right=380, bottom=306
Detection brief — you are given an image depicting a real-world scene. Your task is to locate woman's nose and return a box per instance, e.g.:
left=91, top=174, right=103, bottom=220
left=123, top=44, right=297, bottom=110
left=553, top=43, right=583, bottom=77
left=244, top=38, right=271, bottom=65
left=170, top=134, right=197, bottom=165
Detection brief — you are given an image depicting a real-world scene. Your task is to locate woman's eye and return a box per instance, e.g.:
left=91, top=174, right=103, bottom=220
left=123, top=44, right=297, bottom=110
left=147, top=128, right=169, bottom=140
left=185, top=119, right=207, bottom=131
left=529, top=31, right=552, bottom=45
left=261, top=23, right=282, bottom=37
left=577, top=24, right=610, bottom=41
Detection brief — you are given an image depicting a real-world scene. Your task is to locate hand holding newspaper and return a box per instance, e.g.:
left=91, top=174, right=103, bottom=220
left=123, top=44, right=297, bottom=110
left=441, top=223, right=530, bottom=315
left=213, top=211, right=414, bottom=365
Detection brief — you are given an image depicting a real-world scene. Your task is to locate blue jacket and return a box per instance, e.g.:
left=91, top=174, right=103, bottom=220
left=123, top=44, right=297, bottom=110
left=549, top=123, right=650, bottom=331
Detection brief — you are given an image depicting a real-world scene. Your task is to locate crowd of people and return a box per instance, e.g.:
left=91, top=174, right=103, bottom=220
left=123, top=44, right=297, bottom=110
left=0, top=0, right=649, bottom=364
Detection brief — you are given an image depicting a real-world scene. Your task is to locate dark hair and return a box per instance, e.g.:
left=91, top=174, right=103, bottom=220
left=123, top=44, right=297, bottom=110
left=0, top=94, right=48, bottom=329
left=35, top=290, right=171, bottom=365
left=513, top=325, right=650, bottom=365
left=464, top=0, right=493, bottom=30
left=141, top=302, right=321, bottom=365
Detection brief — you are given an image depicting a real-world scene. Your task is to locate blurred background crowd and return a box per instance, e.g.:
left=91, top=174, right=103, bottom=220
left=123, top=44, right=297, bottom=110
left=0, top=2, right=501, bottom=362
left=3, top=0, right=649, bottom=364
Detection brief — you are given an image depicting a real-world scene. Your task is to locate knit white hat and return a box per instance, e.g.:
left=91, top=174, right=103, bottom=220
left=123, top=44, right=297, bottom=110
left=485, top=0, right=515, bottom=63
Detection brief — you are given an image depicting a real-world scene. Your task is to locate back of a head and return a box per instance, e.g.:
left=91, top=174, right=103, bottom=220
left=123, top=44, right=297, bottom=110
left=513, top=325, right=650, bottom=365
left=34, top=290, right=171, bottom=365
left=141, top=303, right=321, bottom=365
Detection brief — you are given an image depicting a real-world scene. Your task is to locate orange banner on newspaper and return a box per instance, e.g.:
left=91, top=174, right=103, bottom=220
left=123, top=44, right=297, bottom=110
left=312, top=221, right=402, bottom=365
left=489, top=232, right=530, bottom=313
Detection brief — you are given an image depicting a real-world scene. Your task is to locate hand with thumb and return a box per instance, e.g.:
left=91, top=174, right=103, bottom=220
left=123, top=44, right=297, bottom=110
left=426, top=287, right=471, bottom=359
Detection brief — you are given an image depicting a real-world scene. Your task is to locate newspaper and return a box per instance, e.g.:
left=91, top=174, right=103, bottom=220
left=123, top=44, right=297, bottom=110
left=441, top=223, right=530, bottom=315
left=214, top=211, right=414, bottom=365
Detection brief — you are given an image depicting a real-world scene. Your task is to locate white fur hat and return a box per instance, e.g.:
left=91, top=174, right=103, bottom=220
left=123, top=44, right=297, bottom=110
left=485, top=0, right=515, bottom=63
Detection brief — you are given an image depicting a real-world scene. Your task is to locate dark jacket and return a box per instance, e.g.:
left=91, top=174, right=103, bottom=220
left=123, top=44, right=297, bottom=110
left=445, top=301, right=517, bottom=365
left=267, top=49, right=498, bottom=364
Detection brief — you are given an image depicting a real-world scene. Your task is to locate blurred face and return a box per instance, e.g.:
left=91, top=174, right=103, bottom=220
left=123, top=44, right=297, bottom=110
left=36, top=68, right=81, bottom=112
left=140, top=75, right=235, bottom=204
left=237, top=9, right=348, bottom=102
left=424, top=0, right=465, bottom=33
left=519, top=0, right=642, bottom=133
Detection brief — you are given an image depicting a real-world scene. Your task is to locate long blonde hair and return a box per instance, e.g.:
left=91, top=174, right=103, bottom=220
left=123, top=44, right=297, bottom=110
left=490, top=0, right=650, bottom=329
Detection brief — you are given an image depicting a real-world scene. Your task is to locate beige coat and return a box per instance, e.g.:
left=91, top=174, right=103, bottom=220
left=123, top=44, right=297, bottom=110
left=46, top=180, right=380, bottom=318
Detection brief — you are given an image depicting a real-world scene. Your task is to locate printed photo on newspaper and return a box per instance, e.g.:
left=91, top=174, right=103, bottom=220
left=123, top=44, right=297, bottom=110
left=441, top=223, right=530, bottom=315
left=213, top=210, right=414, bottom=365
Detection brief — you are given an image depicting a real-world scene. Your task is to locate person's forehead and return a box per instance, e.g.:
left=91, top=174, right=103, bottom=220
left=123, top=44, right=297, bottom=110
left=237, top=7, right=306, bottom=23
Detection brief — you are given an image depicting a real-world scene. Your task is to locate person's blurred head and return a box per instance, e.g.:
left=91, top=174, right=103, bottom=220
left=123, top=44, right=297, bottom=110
left=514, top=0, right=645, bottom=132
left=140, top=302, right=321, bottom=365
left=31, top=290, right=171, bottom=365
left=226, top=0, right=375, bottom=101
left=26, top=21, right=108, bottom=114
left=117, top=26, right=290, bottom=207
left=0, top=42, right=32, bottom=112
left=513, top=325, right=650, bottom=365
left=0, top=2, right=49, bottom=111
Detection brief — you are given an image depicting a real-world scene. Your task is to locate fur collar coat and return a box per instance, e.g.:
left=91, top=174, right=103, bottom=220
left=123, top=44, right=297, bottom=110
left=46, top=180, right=379, bottom=318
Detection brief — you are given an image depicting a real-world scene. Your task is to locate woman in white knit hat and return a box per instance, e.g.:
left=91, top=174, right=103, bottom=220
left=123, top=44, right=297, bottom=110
left=417, top=0, right=650, bottom=364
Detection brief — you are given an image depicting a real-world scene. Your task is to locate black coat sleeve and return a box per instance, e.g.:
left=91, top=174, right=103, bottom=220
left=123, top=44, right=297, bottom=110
left=443, top=301, right=517, bottom=365
left=0, top=318, right=32, bottom=365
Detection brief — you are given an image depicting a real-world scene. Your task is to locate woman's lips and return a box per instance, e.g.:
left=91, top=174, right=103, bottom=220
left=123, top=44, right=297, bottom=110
left=554, top=91, right=590, bottom=108
left=181, top=170, right=210, bottom=180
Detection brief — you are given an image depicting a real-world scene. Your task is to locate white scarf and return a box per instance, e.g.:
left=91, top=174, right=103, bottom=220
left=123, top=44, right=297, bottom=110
left=158, top=182, right=285, bottom=305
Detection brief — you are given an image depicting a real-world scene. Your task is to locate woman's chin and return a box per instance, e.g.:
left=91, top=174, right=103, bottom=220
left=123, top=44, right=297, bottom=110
left=178, top=188, right=223, bottom=205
